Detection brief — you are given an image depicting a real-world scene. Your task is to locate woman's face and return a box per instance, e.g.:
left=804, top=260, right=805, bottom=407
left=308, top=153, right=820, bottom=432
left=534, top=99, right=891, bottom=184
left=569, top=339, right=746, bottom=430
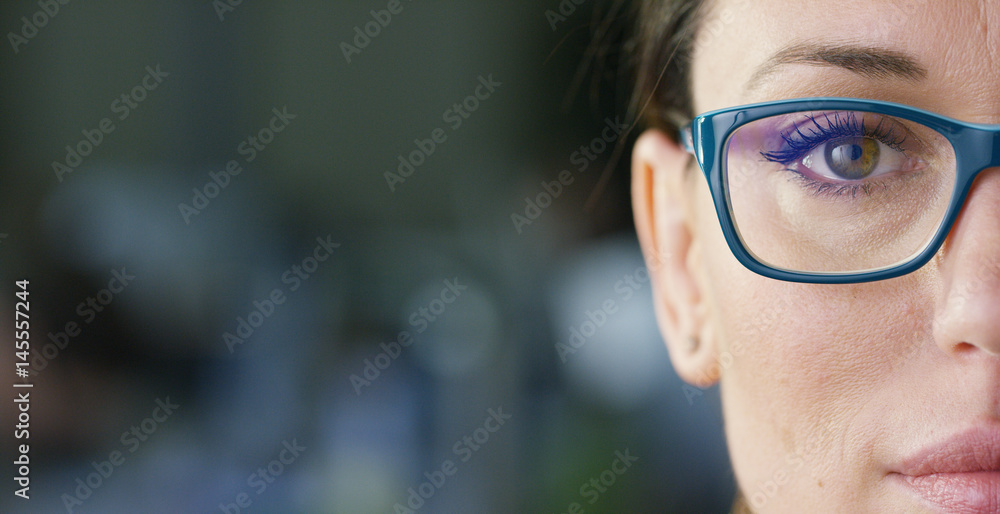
left=633, top=0, right=1000, bottom=512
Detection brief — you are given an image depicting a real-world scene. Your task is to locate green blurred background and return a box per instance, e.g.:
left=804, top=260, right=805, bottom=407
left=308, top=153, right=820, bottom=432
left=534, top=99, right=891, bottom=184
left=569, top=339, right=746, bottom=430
left=0, top=1, right=733, bottom=512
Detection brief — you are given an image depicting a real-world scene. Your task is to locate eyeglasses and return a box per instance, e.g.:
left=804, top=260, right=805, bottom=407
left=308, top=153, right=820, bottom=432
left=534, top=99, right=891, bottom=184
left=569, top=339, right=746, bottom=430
left=681, top=97, right=1000, bottom=284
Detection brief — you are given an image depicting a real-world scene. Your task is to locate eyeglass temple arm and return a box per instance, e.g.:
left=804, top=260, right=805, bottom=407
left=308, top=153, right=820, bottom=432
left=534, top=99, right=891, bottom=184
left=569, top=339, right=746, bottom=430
left=679, top=124, right=695, bottom=154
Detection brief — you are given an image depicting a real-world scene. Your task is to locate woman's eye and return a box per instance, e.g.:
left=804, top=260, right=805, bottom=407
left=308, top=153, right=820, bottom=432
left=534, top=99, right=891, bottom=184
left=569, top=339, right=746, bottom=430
left=824, top=137, right=879, bottom=179
left=798, top=136, right=902, bottom=181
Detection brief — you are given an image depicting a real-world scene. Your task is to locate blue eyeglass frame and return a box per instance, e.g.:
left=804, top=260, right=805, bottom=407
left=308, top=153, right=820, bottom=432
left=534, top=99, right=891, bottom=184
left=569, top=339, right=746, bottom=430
left=680, top=97, right=1000, bottom=284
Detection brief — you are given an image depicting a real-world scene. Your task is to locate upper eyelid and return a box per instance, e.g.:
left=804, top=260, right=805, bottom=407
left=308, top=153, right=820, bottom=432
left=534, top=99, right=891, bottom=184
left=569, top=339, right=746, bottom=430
left=780, top=112, right=891, bottom=139
left=766, top=112, right=910, bottom=155
left=759, top=113, right=866, bottom=162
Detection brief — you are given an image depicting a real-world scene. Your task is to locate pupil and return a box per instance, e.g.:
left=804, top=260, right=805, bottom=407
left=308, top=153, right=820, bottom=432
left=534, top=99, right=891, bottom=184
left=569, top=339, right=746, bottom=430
left=825, top=137, right=878, bottom=179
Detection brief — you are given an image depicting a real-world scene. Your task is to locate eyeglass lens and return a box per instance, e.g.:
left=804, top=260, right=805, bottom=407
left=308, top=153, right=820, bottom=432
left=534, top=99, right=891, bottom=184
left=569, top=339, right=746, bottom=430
left=725, top=110, right=957, bottom=273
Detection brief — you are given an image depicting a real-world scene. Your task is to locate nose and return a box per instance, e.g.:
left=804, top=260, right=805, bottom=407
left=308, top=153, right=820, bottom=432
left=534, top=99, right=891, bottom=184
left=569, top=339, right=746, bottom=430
left=932, top=167, right=1000, bottom=357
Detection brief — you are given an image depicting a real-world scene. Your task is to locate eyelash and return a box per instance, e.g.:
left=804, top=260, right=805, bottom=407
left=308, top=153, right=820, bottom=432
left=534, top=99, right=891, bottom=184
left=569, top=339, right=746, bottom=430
left=758, top=112, right=908, bottom=198
left=761, top=112, right=907, bottom=164
left=789, top=175, right=891, bottom=198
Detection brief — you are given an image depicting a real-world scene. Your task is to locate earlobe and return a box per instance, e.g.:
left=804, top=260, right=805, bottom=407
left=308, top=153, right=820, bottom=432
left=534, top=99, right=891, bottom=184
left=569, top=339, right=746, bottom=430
left=631, top=129, right=719, bottom=387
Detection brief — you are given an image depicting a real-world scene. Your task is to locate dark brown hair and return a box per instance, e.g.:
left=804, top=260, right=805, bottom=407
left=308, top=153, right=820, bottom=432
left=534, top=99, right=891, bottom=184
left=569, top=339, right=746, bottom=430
left=628, top=3, right=751, bottom=511
left=629, top=0, right=706, bottom=139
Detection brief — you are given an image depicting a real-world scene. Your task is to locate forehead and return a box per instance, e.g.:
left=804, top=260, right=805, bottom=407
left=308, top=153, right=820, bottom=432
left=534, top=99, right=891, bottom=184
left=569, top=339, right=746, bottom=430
left=690, top=0, right=1000, bottom=117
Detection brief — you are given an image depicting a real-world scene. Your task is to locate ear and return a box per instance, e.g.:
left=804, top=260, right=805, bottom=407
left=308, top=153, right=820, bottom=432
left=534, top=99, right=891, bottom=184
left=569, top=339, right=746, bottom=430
left=631, top=129, right=717, bottom=387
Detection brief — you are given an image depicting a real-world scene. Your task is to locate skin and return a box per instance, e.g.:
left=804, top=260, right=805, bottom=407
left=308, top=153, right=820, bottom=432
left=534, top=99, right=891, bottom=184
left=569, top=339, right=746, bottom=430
left=632, top=0, right=1000, bottom=512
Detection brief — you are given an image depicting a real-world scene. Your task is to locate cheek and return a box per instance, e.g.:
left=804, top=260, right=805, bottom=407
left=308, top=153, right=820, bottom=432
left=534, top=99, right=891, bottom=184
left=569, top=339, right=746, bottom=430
left=694, top=184, right=935, bottom=501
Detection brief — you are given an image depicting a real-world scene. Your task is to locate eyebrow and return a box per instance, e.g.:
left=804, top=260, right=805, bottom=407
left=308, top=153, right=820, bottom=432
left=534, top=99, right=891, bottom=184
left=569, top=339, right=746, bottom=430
left=745, top=43, right=928, bottom=92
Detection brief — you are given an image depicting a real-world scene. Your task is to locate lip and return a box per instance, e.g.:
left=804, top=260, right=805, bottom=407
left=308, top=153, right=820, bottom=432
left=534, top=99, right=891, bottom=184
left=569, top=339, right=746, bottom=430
left=890, top=425, right=1000, bottom=513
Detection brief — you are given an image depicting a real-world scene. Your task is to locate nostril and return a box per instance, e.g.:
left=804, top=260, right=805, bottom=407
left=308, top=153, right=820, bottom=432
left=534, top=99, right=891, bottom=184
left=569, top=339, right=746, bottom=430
left=951, top=341, right=1000, bottom=359
left=955, top=342, right=978, bottom=353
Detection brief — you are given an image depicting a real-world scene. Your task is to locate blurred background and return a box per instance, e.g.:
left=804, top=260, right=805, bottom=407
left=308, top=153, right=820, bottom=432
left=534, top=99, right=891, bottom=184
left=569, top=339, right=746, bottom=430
left=0, top=1, right=734, bottom=512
